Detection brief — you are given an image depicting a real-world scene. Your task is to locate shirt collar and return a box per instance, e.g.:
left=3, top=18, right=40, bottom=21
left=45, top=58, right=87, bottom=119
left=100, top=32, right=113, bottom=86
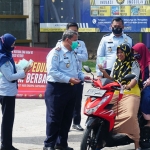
left=111, top=32, right=124, bottom=38
left=61, top=42, right=72, bottom=54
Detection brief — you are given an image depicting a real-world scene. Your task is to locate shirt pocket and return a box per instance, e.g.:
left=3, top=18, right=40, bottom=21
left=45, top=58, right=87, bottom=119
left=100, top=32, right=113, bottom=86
left=59, top=59, right=74, bottom=71
left=106, top=43, right=116, bottom=53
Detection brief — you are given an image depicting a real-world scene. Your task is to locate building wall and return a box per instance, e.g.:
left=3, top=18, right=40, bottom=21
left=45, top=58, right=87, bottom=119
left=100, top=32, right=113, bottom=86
left=23, top=0, right=33, bottom=43
left=0, top=0, right=143, bottom=56
left=0, top=0, right=32, bottom=46
left=33, top=0, right=48, bottom=47
left=33, top=0, right=141, bottom=58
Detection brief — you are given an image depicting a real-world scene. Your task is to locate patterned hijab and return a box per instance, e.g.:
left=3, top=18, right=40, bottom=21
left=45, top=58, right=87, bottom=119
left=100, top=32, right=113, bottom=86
left=113, top=43, right=141, bottom=86
left=132, top=43, right=150, bottom=80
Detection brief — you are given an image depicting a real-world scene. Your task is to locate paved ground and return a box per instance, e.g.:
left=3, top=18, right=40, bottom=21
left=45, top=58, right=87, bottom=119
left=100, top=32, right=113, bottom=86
left=0, top=81, right=139, bottom=150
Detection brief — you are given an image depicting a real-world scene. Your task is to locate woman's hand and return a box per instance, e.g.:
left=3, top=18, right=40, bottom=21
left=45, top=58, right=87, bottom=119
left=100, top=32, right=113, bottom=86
left=143, top=78, right=150, bottom=88
left=98, top=64, right=106, bottom=73
left=123, top=85, right=131, bottom=90
left=24, top=65, right=32, bottom=74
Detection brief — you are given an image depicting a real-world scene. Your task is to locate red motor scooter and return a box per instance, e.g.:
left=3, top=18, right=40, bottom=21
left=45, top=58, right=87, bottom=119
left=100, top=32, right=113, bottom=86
left=80, top=66, right=150, bottom=150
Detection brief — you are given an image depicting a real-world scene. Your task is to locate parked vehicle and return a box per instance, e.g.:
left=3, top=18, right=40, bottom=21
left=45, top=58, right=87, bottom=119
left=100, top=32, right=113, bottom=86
left=80, top=66, right=150, bottom=150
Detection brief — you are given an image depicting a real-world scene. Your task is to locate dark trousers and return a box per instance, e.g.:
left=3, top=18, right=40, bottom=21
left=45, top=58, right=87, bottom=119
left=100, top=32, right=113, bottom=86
left=44, top=82, right=77, bottom=148
left=73, top=82, right=83, bottom=125
left=0, top=96, right=15, bottom=149
left=105, top=69, right=111, bottom=76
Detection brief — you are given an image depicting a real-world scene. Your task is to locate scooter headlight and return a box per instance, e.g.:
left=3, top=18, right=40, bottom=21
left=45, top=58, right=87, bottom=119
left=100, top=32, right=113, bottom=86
left=85, top=95, right=110, bottom=115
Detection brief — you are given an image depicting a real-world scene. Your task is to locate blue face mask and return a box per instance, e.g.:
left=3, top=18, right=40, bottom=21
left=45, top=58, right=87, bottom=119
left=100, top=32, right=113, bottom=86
left=134, top=53, right=141, bottom=60
left=71, top=41, right=78, bottom=50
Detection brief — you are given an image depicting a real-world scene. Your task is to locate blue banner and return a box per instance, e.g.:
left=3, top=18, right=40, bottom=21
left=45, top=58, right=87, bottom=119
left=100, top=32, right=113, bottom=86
left=40, top=0, right=150, bottom=32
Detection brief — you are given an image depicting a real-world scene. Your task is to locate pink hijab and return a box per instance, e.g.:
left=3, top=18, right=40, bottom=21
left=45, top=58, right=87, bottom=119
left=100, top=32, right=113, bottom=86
left=132, top=43, right=150, bottom=80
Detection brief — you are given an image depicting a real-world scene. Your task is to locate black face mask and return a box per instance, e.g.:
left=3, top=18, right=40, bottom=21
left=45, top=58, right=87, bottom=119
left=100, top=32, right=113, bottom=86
left=134, top=53, right=141, bottom=60
left=112, top=27, right=122, bottom=35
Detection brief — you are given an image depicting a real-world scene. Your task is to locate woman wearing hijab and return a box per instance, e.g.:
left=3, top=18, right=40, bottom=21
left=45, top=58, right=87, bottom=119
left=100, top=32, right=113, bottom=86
left=0, top=33, right=30, bottom=150
left=98, top=43, right=142, bottom=150
left=132, top=43, right=150, bottom=126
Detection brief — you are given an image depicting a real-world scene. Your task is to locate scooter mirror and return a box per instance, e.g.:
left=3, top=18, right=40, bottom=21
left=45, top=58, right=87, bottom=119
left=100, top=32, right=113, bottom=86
left=83, top=66, right=91, bottom=73
left=122, top=74, right=136, bottom=81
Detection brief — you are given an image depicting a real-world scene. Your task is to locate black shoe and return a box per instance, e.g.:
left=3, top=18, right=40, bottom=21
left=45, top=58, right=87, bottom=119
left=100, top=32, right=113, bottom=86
left=55, top=146, right=73, bottom=150
left=43, top=147, right=55, bottom=150
left=0, top=146, right=19, bottom=150
left=72, top=124, right=84, bottom=131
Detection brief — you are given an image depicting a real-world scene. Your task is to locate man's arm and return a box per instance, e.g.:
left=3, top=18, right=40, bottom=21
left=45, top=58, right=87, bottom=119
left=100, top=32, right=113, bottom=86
left=96, top=37, right=106, bottom=78
left=75, top=41, right=88, bottom=62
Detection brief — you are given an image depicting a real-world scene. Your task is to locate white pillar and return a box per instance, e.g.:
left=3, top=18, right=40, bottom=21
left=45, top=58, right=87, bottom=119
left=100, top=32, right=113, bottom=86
left=23, top=0, right=33, bottom=46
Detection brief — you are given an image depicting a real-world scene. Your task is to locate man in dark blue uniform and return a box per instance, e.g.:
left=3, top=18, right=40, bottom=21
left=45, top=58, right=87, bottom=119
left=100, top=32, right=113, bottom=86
left=43, top=30, right=90, bottom=150
left=43, top=0, right=81, bottom=23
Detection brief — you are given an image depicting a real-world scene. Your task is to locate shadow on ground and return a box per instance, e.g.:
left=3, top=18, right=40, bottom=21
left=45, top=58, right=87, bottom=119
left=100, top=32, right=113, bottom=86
left=8, top=134, right=83, bottom=145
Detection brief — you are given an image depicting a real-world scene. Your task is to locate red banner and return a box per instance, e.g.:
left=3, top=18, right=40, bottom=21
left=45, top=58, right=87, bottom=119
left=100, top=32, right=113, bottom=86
left=12, top=46, right=51, bottom=99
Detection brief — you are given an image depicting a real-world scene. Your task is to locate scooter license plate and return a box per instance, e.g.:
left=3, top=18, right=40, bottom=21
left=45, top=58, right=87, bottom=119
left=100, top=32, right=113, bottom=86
left=85, top=88, right=106, bottom=97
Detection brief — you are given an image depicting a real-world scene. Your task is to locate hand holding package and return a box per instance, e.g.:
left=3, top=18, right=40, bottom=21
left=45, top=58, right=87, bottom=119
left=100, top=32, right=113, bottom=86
left=16, top=58, right=33, bottom=71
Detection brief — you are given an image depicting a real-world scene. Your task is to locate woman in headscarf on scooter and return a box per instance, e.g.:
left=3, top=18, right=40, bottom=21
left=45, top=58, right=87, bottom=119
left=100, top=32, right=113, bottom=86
left=99, top=43, right=142, bottom=150
left=132, top=43, right=150, bottom=126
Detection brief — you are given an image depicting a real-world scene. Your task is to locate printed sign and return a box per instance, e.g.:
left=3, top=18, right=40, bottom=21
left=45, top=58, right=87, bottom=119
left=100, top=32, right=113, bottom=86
left=40, top=0, right=150, bottom=32
left=13, top=46, right=51, bottom=99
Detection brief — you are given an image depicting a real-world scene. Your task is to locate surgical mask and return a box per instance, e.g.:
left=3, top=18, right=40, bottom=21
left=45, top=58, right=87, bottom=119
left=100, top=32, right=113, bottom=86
left=112, top=27, right=122, bottom=35
left=134, top=53, right=141, bottom=60
left=2, top=44, right=15, bottom=52
left=71, top=41, right=78, bottom=50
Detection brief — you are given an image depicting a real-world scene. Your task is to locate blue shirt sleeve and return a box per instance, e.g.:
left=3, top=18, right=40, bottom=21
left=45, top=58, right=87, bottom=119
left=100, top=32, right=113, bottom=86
left=96, top=37, right=106, bottom=76
left=75, top=41, right=88, bottom=62
left=0, top=61, right=25, bottom=81
left=78, top=71, right=85, bottom=81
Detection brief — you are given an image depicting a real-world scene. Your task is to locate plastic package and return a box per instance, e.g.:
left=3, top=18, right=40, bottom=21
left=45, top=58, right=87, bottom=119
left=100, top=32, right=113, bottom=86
left=97, top=57, right=107, bottom=69
left=16, top=58, right=34, bottom=70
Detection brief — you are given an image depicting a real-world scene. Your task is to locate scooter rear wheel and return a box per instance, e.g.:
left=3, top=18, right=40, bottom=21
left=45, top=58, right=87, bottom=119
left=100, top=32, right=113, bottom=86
left=80, top=126, right=98, bottom=150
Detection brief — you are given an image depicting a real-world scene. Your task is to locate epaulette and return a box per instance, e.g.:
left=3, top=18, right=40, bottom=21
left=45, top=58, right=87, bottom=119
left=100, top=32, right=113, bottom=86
left=54, top=47, right=61, bottom=51
left=126, top=34, right=133, bottom=39
left=58, top=39, right=62, bottom=42
left=103, top=33, right=111, bottom=37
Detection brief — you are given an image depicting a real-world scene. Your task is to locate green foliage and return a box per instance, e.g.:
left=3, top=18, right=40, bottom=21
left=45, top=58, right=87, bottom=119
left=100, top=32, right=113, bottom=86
left=82, top=60, right=96, bottom=73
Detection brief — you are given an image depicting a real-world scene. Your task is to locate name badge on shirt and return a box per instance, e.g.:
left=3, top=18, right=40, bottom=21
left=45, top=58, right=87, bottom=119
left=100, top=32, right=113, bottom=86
left=108, top=47, right=112, bottom=52
left=66, top=60, right=70, bottom=68
left=78, top=42, right=81, bottom=47
left=66, top=63, right=70, bottom=68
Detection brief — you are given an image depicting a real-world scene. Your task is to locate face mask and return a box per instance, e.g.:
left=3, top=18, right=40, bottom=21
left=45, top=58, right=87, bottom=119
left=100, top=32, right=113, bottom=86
left=134, top=53, right=141, bottom=60
left=71, top=41, right=78, bottom=50
left=10, top=47, right=14, bottom=51
left=112, top=27, right=122, bottom=35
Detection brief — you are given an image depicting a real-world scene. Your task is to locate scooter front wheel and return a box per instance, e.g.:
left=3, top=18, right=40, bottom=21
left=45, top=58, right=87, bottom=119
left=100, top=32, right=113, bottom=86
left=80, top=126, right=98, bottom=150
